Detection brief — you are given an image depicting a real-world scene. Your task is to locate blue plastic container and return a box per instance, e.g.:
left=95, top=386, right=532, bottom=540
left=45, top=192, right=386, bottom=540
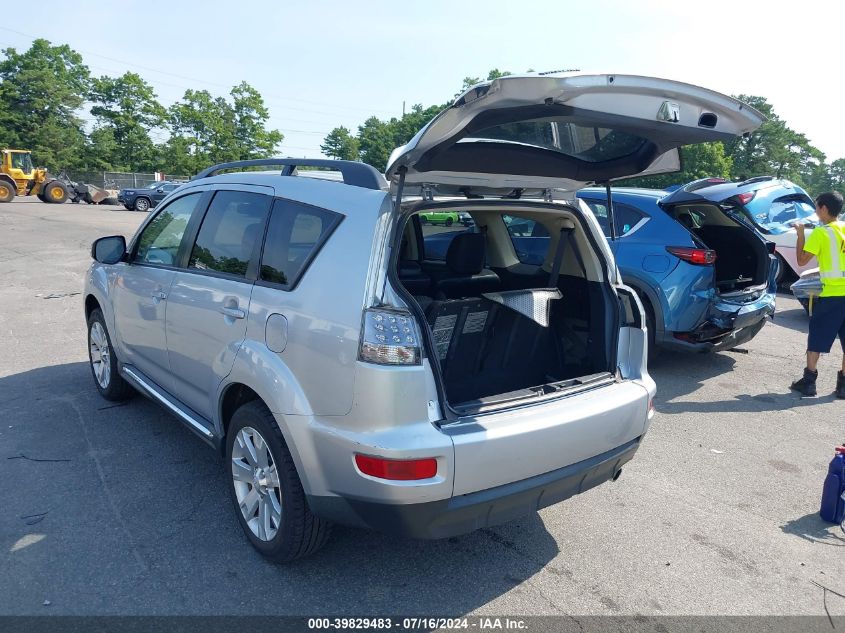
left=820, top=446, right=845, bottom=524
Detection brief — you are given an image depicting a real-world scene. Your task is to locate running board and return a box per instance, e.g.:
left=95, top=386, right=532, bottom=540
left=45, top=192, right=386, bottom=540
left=121, top=366, right=216, bottom=445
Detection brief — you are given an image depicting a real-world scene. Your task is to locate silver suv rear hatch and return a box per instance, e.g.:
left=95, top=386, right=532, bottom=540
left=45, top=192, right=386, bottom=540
left=386, top=73, right=763, bottom=196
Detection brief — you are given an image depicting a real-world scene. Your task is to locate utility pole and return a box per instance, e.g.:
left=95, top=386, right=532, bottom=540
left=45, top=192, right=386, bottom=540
left=402, top=101, right=405, bottom=117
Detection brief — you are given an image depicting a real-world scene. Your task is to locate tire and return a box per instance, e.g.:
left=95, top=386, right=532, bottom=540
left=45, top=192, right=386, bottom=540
left=0, top=180, right=14, bottom=203
left=87, top=308, right=134, bottom=401
left=225, top=401, right=331, bottom=562
left=774, top=254, right=787, bottom=286
left=133, top=197, right=150, bottom=212
left=102, top=197, right=119, bottom=205
left=42, top=180, right=69, bottom=204
left=445, top=217, right=454, bottom=226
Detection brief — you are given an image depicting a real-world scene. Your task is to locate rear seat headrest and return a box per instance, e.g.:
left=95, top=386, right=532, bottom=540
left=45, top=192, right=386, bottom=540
left=446, top=232, right=486, bottom=275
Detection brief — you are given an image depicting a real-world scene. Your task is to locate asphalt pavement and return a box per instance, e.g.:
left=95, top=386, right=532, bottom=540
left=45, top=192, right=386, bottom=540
left=0, top=198, right=843, bottom=616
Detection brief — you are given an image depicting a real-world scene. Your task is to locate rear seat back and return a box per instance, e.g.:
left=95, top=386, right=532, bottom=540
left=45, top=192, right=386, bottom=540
left=425, top=296, right=558, bottom=403
left=434, top=233, right=500, bottom=299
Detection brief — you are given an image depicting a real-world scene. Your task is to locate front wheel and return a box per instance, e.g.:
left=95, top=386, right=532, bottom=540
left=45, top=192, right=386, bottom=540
left=133, top=197, right=150, bottom=212
left=775, top=254, right=787, bottom=286
left=87, top=308, right=134, bottom=401
left=445, top=217, right=454, bottom=226
left=42, top=180, right=69, bottom=204
left=226, top=401, right=331, bottom=562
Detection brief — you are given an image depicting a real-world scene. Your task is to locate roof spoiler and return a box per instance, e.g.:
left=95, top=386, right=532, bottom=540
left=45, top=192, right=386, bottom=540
left=192, top=158, right=388, bottom=191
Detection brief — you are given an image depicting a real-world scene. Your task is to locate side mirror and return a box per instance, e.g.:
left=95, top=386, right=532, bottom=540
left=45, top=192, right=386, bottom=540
left=91, top=235, right=126, bottom=264
left=156, top=188, right=164, bottom=193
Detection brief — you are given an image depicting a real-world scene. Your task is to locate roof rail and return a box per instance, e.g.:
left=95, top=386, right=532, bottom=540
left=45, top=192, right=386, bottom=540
left=737, top=175, right=776, bottom=186
left=192, top=158, right=387, bottom=191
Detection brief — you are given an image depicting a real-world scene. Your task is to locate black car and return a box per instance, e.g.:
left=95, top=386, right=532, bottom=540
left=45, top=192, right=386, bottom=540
left=117, top=181, right=182, bottom=212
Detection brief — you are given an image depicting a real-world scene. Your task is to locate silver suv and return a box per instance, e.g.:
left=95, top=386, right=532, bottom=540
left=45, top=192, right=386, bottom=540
left=84, top=74, right=762, bottom=561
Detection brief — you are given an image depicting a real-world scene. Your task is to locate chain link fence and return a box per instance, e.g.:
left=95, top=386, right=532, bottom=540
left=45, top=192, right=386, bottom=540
left=65, top=171, right=189, bottom=190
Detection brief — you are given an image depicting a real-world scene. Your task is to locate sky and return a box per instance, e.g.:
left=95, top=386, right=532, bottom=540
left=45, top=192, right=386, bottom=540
left=3, top=0, right=844, bottom=162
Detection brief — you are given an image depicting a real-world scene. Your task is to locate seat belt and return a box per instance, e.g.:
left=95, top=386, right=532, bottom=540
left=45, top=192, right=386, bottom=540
left=548, top=228, right=570, bottom=289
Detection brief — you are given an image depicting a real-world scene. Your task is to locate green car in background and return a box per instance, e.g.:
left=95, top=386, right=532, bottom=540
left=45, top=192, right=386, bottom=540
left=419, top=211, right=473, bottom=226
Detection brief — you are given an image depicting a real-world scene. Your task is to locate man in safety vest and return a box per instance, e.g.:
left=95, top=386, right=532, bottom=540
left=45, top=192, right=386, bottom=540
left=791, top=191, right=845, bottom=397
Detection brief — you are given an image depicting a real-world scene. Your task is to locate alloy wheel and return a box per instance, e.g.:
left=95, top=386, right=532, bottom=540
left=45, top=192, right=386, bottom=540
left=89, top=321, right=111, bottom=389
left=231, top=426, right=282, bottom=541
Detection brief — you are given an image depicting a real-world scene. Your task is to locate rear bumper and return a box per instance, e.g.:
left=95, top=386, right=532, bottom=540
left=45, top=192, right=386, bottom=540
left=307, top=437, right=640, bottom=539
left=660, top=290, right=774, bottom=352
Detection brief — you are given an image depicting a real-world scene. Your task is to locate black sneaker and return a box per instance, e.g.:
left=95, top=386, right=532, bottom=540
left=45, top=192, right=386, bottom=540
left=836, top=371, right=845, bottom=399
left=790, top=368, right=818, bottom=397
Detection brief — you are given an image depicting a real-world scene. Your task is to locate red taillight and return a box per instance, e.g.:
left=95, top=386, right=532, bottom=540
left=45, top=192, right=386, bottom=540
left=666, top=246, right=717, bottom=265
left=354, top=454, right=437, bottom=480
left=736, top=192, right=755, bottom=204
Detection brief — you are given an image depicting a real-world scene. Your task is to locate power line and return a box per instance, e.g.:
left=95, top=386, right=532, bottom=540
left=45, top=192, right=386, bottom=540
left=0, top=26, right=399, bottom=118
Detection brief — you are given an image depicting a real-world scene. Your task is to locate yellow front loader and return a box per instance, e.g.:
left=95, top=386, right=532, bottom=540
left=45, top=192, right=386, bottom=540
left=0, top=149, right=70, bottom=203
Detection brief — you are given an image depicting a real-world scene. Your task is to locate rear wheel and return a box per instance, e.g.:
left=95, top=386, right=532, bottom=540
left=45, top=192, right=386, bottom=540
left=133, top=197, right=150, bottom=212
left=42, top=180, right=69, bottom=204
left=0, top=180, right=14, bottom=203
left=226, top=401, right=331, bottom=562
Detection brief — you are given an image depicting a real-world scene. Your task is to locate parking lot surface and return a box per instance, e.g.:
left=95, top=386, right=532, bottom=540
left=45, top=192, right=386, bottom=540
left=1, top=198, right=843, bottom=616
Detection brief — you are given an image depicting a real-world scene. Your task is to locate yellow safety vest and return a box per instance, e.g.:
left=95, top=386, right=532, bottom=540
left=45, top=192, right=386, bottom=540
left=805, top=221, right=845, bottom=298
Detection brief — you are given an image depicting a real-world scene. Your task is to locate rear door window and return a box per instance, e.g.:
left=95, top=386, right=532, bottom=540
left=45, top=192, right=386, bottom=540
left=134, top=192, right=204, bottom=266
left=188, top=190, right=271, bottom=278
left=503, top=215, right=550, bottom=265
left=582, top=200, right=645, bottom=237
left=259, top=199, right=341, bottom=289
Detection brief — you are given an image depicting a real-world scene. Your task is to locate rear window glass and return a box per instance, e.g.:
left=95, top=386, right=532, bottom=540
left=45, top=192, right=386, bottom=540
left=259, top=199, right=341, bottom=288
left=188, top=191, right=271, bottom=277
left=748, top=195, right=816, bottom=233
left=468, top=119, right=647, bottom=163
left=671, top=204, right=731, bottom=229
left=503, top=215, right=550, bottom=265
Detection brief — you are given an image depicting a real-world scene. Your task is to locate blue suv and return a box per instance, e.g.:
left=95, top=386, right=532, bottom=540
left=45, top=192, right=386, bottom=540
left=421, top=188, right=777, bottom=356
left=576, top=186, right=777, bottom=354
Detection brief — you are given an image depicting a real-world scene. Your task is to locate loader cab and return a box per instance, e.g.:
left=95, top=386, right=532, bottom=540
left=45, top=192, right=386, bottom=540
left=7, top=150, right=35, bottom=176
left=2, top=149, right=35, bottom=179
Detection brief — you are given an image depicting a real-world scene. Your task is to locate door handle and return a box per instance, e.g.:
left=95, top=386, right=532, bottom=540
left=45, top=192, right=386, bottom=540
left=219, top=306, right=246, bottom=319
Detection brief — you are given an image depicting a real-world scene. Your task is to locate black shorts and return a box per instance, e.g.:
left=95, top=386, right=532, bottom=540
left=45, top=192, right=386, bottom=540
left=808, top=296, right=845, bottom=353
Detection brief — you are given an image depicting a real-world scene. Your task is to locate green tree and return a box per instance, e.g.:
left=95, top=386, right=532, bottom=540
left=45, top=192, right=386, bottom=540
left=321, top=126, right=360, bottom=160
left=166, top=83, right=282, bottom=175
left=828, top=158, right=845, bottom=197
left=724, top=95, right=823, bottom=188
left=621, top=142, right=733, bottom=189
left=89, top=71, right=166, bottom=171
left=356, top=116, right=397, bottom=171
left=230, top=81, right=282, bottom=160
left=0, top=39, right=90, bottom=170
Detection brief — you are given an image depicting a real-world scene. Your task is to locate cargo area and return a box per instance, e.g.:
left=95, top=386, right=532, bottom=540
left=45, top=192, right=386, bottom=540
left=394, top=205, right=619, bottom=411
left=671, top=203, right=770, bottom=293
